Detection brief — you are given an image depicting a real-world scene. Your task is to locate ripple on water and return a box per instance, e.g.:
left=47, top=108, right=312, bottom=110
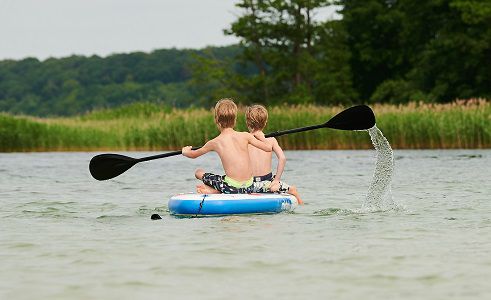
left=19, top=201, right=79, bottom=218
left=137, top=206, right=167, bottom=216
left=96, top=215, right=133, bottom=220
left=312, top=208, right=353, bottom=216
left=122, top=281, right=156, bottom=287
left=7, top=242, right=37, bottom=249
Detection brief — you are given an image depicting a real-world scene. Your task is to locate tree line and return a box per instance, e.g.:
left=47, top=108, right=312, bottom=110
left=0, top=47, right=242, bottom=115
left=0, top=0, right=489, bottom=116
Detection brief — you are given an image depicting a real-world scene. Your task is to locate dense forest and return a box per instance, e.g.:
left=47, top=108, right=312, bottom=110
left=0, top=46, right=245, bottom=115
left=0, top=0, right=489, bottom=116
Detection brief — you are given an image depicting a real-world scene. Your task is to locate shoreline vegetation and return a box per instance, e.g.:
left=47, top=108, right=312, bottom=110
left=1, top=99, right=489, bottom=152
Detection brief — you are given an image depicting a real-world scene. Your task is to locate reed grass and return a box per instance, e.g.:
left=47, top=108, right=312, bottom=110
left=1, top=99, right=489, bottom=152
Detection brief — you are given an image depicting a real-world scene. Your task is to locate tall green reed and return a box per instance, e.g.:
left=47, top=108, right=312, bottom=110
left=1, top=100, right=489, bottom=152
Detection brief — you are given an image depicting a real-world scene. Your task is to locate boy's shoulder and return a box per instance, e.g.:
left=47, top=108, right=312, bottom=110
left=267, top=136, right=279, bottom=145
left=238, top=131, right=254, bottom=141
left=232, top=130, right=252, bottom=137
left=215, top=129, right=251, bottom=140
left=256, top=131, right=276, bottom=143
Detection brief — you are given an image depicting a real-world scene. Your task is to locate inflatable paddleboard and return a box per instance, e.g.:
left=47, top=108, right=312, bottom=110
left=168, top=193, right=298, bottom=216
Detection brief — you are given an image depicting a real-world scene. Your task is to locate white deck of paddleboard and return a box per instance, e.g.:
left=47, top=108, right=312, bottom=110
left=171, top=193, right=298, bottom=204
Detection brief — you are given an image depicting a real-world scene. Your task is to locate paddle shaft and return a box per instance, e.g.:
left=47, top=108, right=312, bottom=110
left=265, top=123, right=325, bottom=138
left=137, top=147, right=200, bottom=162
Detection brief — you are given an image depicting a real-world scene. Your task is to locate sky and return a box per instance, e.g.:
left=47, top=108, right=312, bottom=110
left=0, top=0, right=339, bottom=61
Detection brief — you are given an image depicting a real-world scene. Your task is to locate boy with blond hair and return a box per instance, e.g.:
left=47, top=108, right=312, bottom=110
left=182, top=99, right=272, bottom=194
left=246, top=104, right=303, bottom=204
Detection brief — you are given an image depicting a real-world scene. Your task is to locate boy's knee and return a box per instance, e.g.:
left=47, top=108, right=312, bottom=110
left=195, top=169, right=205, bottom=180
left=289, top=186, right=297, bottom=193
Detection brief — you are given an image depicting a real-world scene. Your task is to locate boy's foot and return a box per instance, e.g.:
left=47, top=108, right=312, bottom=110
left=196, top=185, right=206, bottom=194
left=196, top=184, right=221, bottom=194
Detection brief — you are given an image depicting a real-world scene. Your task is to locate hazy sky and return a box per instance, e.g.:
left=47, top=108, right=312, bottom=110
left=0, top=0, right=339, bottom=60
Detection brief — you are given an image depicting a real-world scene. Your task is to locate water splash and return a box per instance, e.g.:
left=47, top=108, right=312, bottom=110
left=361, top=125, right=401, bottom=212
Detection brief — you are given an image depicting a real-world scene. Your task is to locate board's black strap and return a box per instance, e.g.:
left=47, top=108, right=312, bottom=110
left=195, top=194, right=208, bottom=217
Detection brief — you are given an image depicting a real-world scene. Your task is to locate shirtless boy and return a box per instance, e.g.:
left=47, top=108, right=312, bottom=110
left=246, top=105, right=303, bottom=204
left=182, top=99, right=272, bottom=194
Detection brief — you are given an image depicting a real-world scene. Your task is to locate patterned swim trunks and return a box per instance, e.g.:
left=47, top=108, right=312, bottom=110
left=202, top=173, right=254, bottom=194
left=252, top=172, right=290, bottom=193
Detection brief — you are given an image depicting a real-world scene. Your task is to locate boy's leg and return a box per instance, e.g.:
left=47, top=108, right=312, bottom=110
left=195, top=168, right=221, bottom=193
left=195, top=168, right=205, bottom=180
left=288, top=186, right=304, bottom=205
left=275, top=180, right=304, bottom=205
left=197, top=171, right=228, bottom=194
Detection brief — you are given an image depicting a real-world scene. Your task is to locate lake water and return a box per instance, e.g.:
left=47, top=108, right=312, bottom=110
left=1, top=149, right=490, bottom=299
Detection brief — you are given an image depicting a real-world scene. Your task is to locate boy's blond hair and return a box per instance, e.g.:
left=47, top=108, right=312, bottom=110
left=214, top=98, right=237, bottom=129
left=245, top=104, right=268, bottom=132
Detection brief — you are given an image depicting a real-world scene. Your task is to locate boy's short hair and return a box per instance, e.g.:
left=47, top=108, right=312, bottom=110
left=214, top=98, right=237, bottom=129
left=245, top=104, right=268, bottom=132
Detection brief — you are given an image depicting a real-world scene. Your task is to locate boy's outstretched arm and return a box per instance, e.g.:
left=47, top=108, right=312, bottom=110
left=248, top=132, right=272, bottom=152
left=270, top=138, right=286, bottom=192
left=182, top=141, right=213, bottom=159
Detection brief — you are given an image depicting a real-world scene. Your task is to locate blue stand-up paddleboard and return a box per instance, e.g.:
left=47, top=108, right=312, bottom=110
left=168, top=193, right=298, bottom=216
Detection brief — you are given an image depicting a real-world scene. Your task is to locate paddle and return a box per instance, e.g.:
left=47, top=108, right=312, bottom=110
left=89, top=105, right=375, bottom=181
left=264, top=104, right=375, bottom=137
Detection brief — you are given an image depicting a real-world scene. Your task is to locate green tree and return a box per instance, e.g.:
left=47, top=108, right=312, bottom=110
left=338, top=0, right=408, bottom=101
left=408, top=0, right=491, bottom=102
left=338, top=0, right=491, bottom=103
left=187, top=46, right=247, bottom=106
left=313, top=20, right=357, bottom=104
left=226, top=0, right=336, bottom=104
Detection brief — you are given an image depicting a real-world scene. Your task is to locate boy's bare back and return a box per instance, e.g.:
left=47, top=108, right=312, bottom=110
left=182, top=128, right=272, bottom=182
left=202, top=128, right=269, bottom=181
left=248, top=134, right=279, bottom=176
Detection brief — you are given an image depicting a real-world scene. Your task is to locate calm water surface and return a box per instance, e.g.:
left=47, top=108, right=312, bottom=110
left=1, top=150, right=490, bottom=299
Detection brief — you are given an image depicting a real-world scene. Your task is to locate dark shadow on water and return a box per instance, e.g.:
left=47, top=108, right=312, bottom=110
left=456, top=154, right=483, bottom=159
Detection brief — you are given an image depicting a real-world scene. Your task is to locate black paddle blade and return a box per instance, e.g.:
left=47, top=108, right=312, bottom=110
left=89, top=154, right=138, bottom=180
left=325, top=105, right=375, bottom=130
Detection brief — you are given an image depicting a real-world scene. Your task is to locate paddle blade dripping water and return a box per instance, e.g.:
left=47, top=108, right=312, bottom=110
left=362, top=125, right=400, bottom=211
